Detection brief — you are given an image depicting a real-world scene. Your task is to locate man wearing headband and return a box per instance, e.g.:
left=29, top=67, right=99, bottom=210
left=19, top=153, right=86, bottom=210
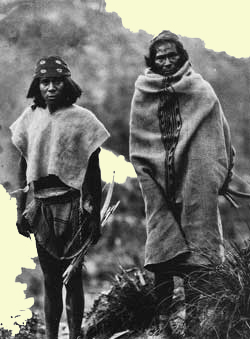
left=130, top=31, right=236, bottom=336
left=10, top=56, right=110, bottom=339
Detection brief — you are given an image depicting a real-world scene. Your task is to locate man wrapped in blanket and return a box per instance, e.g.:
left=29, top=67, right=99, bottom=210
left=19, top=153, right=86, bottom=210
left=10, top=56, right=110, bottom=339
left=129, top=31, right=237, bottom=337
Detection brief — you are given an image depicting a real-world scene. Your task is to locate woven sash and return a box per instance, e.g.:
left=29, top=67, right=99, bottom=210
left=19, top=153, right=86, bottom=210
left=158, top=81, right=182, bottom=202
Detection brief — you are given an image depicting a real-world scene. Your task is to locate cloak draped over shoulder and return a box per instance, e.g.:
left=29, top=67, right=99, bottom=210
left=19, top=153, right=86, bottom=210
left=10, top=104, right=110, bottom=190
left=130, top=62, right=233, bottom=269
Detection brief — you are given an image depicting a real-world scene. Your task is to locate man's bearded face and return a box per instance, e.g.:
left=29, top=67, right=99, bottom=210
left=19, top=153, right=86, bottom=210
left=153, top=41, right=182, bottom=76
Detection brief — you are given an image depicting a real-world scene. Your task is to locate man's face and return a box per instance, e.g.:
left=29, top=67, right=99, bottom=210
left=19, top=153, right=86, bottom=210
left=39, top=77, right=65, bottom=106
left=154, top=41, right=181, bottom=76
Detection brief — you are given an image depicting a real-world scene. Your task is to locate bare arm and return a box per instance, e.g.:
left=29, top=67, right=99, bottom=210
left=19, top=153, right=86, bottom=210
left=16, top=155, right=30, bottom=237
left=16, top=156, right=27, bottom=211
left=82, top=148, right=102, bottom=243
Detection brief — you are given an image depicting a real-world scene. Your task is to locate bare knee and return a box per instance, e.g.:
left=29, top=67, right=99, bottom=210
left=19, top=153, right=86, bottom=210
left=43, top=272, right=63, bottom=298
left=66, top=269, right=83, bottom=291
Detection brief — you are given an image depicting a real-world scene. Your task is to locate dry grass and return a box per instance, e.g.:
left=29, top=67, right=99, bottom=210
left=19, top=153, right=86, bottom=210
left=3, top=241, right=250, bottom=339
left=185, top=241, right=250, bottom=338
left=84, top=267, right=158, bottom=339
left=84, top=241, right=250, bottom=339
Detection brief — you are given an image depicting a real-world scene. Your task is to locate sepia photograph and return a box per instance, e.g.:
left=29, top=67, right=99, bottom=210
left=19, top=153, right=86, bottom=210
left=1, top=1, right=250, bottom=338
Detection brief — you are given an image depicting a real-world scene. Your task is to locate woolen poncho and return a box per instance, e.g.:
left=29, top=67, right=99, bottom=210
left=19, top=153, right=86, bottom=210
left=130, top=62, right=233, bottom=270
left=10, top=104, right=110, bottom=190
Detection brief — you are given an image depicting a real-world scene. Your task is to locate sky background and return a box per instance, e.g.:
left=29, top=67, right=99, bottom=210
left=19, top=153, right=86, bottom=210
left=106, top=0, right=250, bottom=59
left=1, top=0, right=250, bottom=333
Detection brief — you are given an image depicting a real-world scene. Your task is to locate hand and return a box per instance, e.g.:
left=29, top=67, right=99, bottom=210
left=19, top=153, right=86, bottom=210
left=16, top=214, right=31, bottom=238
left=83, top=198, right=94, bottom=214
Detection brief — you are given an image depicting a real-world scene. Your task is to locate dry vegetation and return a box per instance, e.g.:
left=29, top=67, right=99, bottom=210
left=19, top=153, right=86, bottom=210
left=5, top=241, right=250, bottom=338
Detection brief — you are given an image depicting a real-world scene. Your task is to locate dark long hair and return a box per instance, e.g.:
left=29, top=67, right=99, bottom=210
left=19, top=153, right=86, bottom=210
left=27, top=76, right=82, bottom=110
left=144, top=39, right=189, bottom=73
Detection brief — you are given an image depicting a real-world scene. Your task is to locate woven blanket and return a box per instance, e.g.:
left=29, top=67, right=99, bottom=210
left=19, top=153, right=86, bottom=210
left=10, top=104, right=109, bottom=190
left=130, top=62, right=233, bottom=269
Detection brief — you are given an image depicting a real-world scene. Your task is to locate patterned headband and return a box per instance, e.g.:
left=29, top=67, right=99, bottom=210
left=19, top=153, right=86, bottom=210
left=34, top=56, right=71, bottom=78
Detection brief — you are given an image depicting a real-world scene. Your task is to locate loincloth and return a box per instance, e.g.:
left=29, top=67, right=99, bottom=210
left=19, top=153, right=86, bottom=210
left=24, top=189, right=91, bottom=260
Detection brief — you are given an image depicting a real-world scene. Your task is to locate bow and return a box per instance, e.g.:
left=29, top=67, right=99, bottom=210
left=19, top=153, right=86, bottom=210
left=63, top=173, right=120, bottom=285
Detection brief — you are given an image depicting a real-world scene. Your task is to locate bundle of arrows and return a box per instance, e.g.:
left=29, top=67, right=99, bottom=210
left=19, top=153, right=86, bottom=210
left=63, top=173, right=120, bottom=285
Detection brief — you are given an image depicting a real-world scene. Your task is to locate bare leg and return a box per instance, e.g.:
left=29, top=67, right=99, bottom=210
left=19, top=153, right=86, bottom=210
left=154, top=272, right=174, bottom=336
left=43, top=273, right=63, bottom=339
left=65, top=270, right=84, bottom=339
left=184, top=267, right=210, bottom=337
left=36, top=243, right=63, bottom=339
left=154, top=272, right=174, bottom=314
